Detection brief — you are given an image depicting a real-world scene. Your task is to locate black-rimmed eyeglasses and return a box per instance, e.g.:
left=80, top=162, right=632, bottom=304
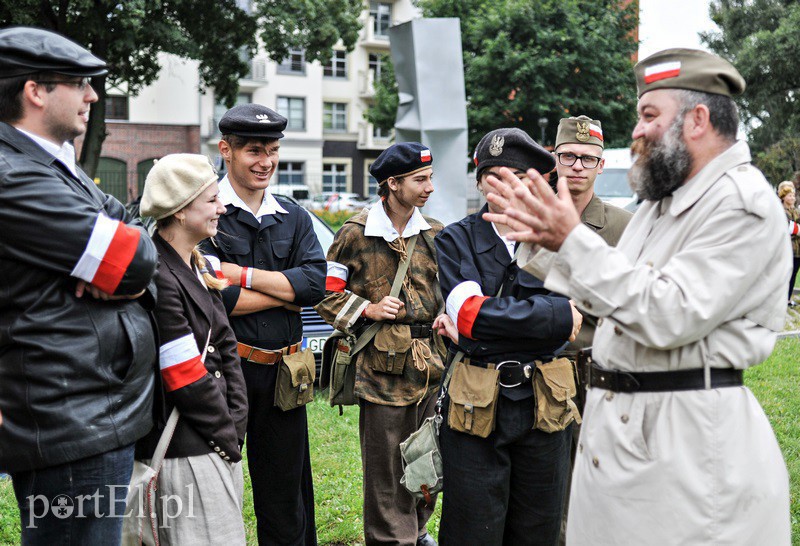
left=556, top=152, right=601, bottom=169
left=35, top=77, right=92, bottom=91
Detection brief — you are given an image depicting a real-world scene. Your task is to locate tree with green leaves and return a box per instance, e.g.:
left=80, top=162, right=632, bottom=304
left=0, top=0, right=362, bottom=177
left=702, top=0, right=800, bottom=183
left=367, top=0, right=638, bottom=151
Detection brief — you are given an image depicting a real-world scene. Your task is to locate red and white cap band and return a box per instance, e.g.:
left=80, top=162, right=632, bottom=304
left=325, top=261, right=349, bottom=292
left=159, top=333, right=207, bottom=392
left=71, top=214, right=141, bottom=294
left=421, top=149, right=432, bottom=162
left=644, top=61, right=682, bottom=84
left=589, top=123, right=603, bottom=141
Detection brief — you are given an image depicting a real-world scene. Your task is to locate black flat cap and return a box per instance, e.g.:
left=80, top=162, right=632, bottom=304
left=218, top=103, right=287, bottom=139
left=473, top=128, right=555, bottom=177
left=370, top=142, right=433, bottom=183
left=0, top=27, right=107, bottom=78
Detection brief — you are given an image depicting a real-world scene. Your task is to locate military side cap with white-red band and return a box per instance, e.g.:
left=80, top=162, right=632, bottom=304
left=634, top=48, right=745, bottom=98
left=555, top=115, right=604, bottom=149
left=369, top=142, right=433, bottom=183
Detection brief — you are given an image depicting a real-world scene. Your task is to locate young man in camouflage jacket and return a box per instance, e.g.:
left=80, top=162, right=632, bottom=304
left=316, top=142, right=444, bottom=546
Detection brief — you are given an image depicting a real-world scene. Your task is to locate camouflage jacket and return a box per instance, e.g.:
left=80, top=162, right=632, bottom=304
left=315, top=207, right=445, bottom=406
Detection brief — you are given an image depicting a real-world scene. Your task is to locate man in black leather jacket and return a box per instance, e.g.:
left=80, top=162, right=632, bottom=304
left=0, top=27, right=158, bottom=544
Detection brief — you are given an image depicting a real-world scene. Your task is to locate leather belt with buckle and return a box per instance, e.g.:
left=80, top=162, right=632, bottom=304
left=465, top=358, right=534, bottom=388
left=408, top=324, right=433, bottom=338
left=237, top=341, right=302, bottom=365
left=587, top=362, right=743, bottom=393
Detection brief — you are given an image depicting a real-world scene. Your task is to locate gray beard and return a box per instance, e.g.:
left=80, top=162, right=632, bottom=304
left=628, top=116, right=692, bottom=202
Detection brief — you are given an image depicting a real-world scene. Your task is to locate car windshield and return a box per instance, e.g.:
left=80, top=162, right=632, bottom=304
left=595, top=169, right=633, bottom=198
left=307, top=211, right=335, bottom=255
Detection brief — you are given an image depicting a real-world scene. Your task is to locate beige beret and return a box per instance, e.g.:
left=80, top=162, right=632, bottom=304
left=555, top=115, right=604, bottom=149
left=140, top=154, right=218, bottom=220
left=778, top=181, right=795, bottom=200
left=634, top=48, right=745, bottom=98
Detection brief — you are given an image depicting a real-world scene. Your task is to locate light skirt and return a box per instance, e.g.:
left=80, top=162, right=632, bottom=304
left=153, top=453, right=246, bottom=545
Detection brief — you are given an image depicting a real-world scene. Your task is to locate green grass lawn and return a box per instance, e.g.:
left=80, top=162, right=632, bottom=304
left=1, top=339, right=798, bottom=545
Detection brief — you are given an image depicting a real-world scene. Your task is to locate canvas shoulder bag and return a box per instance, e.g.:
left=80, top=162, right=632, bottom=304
left=122, top=330, right=211, bottom=546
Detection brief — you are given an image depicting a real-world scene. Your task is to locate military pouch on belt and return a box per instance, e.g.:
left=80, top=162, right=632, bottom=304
left=321, top=330, right=358, bottom=409
left=368, top=323, right=412, bottom=375
left=275, top=348, right=315, bottom=411
left=532, top=357, right=582, bottom=433
left=447, top=359, right=500, bottom=438
left=399, top=416, right=443, bottom=506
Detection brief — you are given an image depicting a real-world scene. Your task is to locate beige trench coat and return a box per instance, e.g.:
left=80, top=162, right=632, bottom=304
left=521, top=140, right=791, bottom=545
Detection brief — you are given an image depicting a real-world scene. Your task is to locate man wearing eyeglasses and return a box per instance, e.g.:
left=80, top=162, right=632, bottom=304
left=0, top=27, right=158, bottom=544
left=551, top=115, right=631, bottom=546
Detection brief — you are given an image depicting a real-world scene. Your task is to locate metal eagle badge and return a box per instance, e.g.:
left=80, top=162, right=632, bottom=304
left=576, top=121, right=591, bottom=142
left=489, top=134, right=504, bottom=156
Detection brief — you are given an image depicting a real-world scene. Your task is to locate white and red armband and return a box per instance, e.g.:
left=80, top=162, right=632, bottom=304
left=70, top=213, right=141, bottom=294
left=204, top=254, right=225, bottom=280
left=325, top=261, right=349, bottom=293
left=159, top=333, right=208, bottom=392
left=446, top=280, right=489, bottom=340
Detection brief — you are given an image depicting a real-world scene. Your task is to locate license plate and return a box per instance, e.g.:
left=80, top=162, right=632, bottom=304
left=302, top=335, right=328, bottom=353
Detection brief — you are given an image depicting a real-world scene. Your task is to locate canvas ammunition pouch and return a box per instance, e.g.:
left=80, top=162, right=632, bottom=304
left=321, top=330, right=358, bottom=409
left=274, top=348, right=315, bottom=411
left=367, top=323, right=413, bottom=375
left=532, top=357, right=582, bottom=433
left=447, top=359, right=500, bottom=438
left=399, top=415, right=443, bottom=506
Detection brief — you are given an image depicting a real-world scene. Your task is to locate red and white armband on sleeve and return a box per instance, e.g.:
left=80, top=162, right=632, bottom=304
left=159, top=333, right=208, bottom=392
left=70, top=213, right=141, bottom=294
left=325, top=261, right=349, bottom=293
left=446, top=280, right=489, bottom=340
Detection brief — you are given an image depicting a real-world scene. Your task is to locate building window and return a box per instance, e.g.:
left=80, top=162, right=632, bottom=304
left=278, top=162, right=305, bottom=186
left=324, top=50, right=348, bottom=79
left=277, top=97, right=306, bottom=131
left=105, top=96, right=129, bottom=121
left=322, top=163, right=348, bottom=193
left=370, top=1, right=392, bottom=37
left=323, top=102, right=347, bottom=132
left=368, top=53, right=387, bottom=80
left=366, top=162, right=378, bottom=197
left=277, top=48, right=306, bottom=74
left=373, top=125, right=390, bottom=140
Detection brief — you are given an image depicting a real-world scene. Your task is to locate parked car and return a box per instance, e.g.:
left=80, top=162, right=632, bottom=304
left=310, top=192, right=368, bottom=212
left=596, top=148, right=637, bottom=210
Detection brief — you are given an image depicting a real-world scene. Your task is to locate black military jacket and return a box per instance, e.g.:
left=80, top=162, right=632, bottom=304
left=0, top=122, right=158, bottom=472
left=435, top=206, right=573, bottom=398
left=202, top=195, right=326, bottom=349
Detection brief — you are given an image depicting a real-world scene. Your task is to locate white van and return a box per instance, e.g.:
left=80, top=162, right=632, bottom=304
left=596, top=148, right=637, bottom=210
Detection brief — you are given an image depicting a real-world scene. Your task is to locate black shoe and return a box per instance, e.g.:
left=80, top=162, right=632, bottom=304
left=789, top=300, right=797, bottom=308
left=417, top=533, right=437, bottom=546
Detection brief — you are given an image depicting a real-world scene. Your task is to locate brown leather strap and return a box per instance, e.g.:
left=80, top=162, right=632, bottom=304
left=237, top=341, right=303, bottom=365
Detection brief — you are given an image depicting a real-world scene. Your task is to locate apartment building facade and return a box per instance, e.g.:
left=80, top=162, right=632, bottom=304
left=85, top=0, right=418, bottom=204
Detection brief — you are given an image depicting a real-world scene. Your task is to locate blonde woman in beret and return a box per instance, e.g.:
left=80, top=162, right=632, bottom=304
left=136, top=154, right=248, bottom=544
left=778, top=181, right=800, bottom=307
